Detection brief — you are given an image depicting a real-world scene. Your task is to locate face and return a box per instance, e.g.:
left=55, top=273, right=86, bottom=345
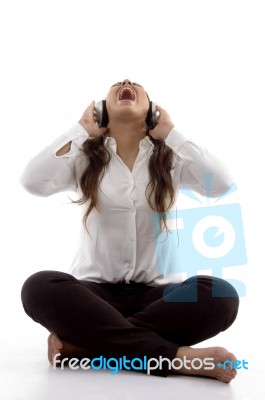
left=105, top=79, right=150, bottom=124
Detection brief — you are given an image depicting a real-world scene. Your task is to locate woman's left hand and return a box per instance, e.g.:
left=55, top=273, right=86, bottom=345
left=149, top=105, right=175, bottom=140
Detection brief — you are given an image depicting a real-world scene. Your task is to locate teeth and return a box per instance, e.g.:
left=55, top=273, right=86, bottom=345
left=119, top=87, right=135, bottom=100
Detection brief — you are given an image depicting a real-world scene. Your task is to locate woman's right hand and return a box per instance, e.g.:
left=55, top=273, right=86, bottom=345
left=79, top=101, right=108, bottom=137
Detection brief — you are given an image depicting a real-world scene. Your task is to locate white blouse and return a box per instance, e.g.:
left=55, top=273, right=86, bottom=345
left=19, top=123, right=233, bottom=286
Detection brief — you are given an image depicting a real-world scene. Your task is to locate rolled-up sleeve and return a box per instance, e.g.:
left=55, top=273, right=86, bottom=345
left=19, top=123, right=89, bottom=197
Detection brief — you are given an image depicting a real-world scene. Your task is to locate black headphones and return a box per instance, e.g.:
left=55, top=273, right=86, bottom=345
left=94, top=100, right=160, bottom=130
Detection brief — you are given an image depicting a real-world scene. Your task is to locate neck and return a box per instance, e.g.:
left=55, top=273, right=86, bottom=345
left=107, top=120, right=147, bottom=155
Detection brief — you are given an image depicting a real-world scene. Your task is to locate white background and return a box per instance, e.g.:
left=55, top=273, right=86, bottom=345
left=0, top=0, right=264, bottom=399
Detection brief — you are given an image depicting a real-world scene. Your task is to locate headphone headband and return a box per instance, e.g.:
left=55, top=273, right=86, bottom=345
left=95, top=100, right=158, bottom=129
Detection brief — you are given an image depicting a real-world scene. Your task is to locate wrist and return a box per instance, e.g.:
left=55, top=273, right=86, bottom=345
left=166, top=123, right=175, bottom=138
left=159, top=123, right=175, bottom=141
left=78, top=118, right=89, bottom=134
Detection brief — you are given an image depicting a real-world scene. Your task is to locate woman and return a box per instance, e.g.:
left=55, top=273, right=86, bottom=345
left=20, top=79, right=239, bottom=383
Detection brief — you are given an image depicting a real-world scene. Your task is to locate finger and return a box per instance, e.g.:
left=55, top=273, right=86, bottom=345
left=88, top=100, right=95, bottom=111
left=154, top=104, right=163, bottom=111
left=100, top=127, right=108, bottom=133
left=88, top=101, right=96, bottom=120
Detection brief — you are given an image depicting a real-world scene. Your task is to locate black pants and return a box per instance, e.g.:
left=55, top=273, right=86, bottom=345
left=21, top=271, right=239, bottom=377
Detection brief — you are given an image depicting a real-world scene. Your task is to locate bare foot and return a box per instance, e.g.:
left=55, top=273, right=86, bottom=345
left=47, top=332, right=89, bottom=366
left=172, top=346, right=238, bottom=384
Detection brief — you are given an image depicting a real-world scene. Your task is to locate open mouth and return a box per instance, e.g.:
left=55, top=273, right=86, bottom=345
left=119, top=87, right=135, bottom=101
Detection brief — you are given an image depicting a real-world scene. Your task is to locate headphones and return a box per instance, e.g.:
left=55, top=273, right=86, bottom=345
left=93, top=100, right=160, bottom=130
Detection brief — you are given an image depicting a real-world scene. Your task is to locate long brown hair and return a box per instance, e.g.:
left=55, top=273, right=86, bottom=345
left=69, top=130, right=176, bottom=236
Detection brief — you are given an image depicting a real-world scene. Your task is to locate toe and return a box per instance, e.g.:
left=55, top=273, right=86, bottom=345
left=47, top=332, right=63, bottom=364
left=52, top=333, right=63, bottom=349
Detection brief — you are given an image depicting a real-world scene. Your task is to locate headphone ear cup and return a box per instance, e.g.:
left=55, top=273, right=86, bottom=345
left=94, top=100, right=109, bottom=128
left=101, top=100, right=109, bottom=128
left=145, top=101, right=154, bottom=129
left=145, top=101, right=160, bottom=129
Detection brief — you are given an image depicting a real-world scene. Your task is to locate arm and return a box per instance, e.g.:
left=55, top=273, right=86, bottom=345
left=165, top=128, right=233, bottom=197
left=19, top=123, right=89, bottom=197
left=19, top=102, right=107, bottom=197
left=150, top=106, right=233, bottom=197
left=55, top=141, right=72, bottom=156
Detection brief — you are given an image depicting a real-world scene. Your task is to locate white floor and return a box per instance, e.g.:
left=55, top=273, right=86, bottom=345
left=1, top=284, right=264, bottom=400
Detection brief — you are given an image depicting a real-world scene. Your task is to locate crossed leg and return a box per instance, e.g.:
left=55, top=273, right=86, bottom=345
left=21, top=271, right=239, bottom=382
